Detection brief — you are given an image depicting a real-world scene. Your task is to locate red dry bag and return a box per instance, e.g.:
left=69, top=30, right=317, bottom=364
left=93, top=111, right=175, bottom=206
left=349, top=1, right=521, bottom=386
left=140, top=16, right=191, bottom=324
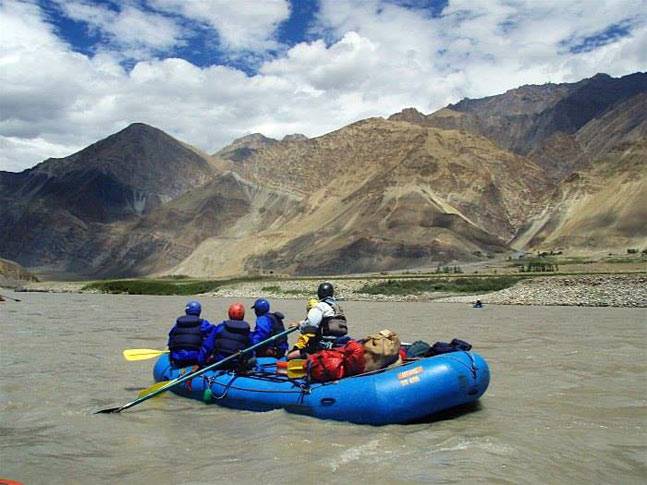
left=307, top=349, right=345, bottom=382
left=341, top=340, right=365, bottom=376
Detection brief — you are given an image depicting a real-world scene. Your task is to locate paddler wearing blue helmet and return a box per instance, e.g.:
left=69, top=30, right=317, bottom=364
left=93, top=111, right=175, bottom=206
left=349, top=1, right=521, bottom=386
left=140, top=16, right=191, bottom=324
left=249, top=298, right=288, bottom=357
left=167, top=300, right=214, bottom=367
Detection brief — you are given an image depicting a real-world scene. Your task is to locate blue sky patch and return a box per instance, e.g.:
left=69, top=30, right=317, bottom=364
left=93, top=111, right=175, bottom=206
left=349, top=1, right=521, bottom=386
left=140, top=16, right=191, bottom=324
left=565, top=19, right=634, bottom=54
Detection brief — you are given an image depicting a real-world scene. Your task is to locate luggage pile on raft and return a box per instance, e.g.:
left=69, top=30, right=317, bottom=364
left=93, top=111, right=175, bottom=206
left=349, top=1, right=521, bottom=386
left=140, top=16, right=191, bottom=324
left=281, top=329, right=475, bottom=382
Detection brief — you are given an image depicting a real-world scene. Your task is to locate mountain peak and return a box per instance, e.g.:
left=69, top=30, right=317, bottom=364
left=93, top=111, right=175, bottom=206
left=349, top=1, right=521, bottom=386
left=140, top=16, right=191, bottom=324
left=230, top=133, right=277, bottom=146
left=388, top=107, right=427, bottom=124
left=107, top=122, right=179, bottom=144
left=215, top=133, right=278, bottom=162
left=282, top=133, right=308, bottom=142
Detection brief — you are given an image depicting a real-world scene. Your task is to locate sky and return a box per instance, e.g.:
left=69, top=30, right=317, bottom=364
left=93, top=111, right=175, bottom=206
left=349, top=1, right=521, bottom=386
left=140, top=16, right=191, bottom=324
left=1, top=0, right=646, bottom=172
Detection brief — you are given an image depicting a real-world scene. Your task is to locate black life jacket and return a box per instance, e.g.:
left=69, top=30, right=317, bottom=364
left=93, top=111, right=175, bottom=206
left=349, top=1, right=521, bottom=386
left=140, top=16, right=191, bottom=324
left=214, top=319, right=250, bottom=356
left=320, top=299, right=348, bottom=337
left=169, top=315, right=203, bottom=351
left=268, top=311, right=286, bottom=339
left=256, top=312, right=287, bottom=356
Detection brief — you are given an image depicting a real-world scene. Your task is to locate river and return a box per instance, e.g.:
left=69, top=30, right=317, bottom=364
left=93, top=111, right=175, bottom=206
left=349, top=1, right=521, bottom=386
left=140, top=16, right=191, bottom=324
left=1, top=291, right=645, bottom=484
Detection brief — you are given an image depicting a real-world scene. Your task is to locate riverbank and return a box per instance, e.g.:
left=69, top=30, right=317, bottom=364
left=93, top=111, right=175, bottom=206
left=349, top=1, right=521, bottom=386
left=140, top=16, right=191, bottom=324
left=12, top=273, right=647, bottom=307
left=435, top=274, right=647, bottom=307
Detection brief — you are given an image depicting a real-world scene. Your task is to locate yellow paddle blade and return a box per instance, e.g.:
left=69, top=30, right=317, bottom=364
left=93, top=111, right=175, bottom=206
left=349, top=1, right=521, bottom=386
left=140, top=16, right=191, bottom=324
left=123, top=348, right=169, bottom=361
left=138, top=381, right=170, bottom=398
left=287, top=359, right=307, bottom=379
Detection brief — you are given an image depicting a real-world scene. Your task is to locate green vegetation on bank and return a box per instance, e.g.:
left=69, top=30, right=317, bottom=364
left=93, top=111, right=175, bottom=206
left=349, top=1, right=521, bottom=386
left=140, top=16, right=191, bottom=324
left=359, top=277, right=524, bottom=295
left=82, top=276, right=268, bottom=295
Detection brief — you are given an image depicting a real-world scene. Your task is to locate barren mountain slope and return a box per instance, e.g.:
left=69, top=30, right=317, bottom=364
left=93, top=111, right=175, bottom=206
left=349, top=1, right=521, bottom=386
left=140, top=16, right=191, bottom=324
left=516, top=139, right=647, bottom=251
left=0, top=123, right=219, bottom=274
left=214, top=133, right=278, bottom=162
left=395, top=72, right=647, bottom=178
left=226, top=118, right=552, bottom=233
left=207, top=119, right=553, bottom=275
left=82, top=171, right=301, bottom=277
left=2, top=73, right=644, bottom=279
left=25, top=123, right=217, bottom=217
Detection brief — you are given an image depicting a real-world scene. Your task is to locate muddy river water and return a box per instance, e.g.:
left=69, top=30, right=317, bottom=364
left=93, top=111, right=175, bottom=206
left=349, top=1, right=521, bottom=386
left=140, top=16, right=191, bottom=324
left=1, top=292, right=645, bottom=484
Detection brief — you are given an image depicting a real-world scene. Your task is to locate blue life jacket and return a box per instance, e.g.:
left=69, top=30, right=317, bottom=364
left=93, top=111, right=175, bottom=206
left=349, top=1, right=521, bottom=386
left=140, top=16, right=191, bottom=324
left=214, top=319, right=250, bottom=357
left=169, top=315, right=203, bottom=351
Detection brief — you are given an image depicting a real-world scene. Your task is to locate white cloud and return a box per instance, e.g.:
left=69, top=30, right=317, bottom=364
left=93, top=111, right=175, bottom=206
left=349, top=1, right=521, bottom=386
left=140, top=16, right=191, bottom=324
left=0, top=0, right=646, bottom=171
left=151, top=0, right=290, bottom=51
left=55, top=0, right=186, bottom=58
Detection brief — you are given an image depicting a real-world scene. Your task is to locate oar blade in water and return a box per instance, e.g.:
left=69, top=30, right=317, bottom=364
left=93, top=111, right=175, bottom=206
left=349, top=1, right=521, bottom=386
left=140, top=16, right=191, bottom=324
left=94, top=406, right=123, bottom=414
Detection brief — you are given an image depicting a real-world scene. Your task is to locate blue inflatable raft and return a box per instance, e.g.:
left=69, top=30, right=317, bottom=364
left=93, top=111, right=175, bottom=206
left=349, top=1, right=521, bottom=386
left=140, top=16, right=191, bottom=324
left=153, top=351, right=490, bottom=425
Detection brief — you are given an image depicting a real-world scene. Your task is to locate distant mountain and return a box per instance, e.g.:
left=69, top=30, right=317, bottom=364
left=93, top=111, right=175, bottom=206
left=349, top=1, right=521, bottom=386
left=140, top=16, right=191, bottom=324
left=0, top=123, right=218, bottom=274
left=214, top=133, right=278, bottom=162
left=1, top=72, right=645, bottom=278
left=3, top=123, right=216, bottom=221
left=393, top=72, right=647, bottom=178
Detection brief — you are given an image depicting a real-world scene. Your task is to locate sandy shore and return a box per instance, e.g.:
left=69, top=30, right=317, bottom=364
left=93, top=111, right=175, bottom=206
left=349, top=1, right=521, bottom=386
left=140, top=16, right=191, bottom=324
left=10, top=273, right=647, bottom=307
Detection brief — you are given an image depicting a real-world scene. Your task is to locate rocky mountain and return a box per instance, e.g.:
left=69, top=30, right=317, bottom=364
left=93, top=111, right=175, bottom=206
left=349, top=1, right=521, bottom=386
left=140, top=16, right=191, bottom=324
left=393, top=72, right=647, bottom=178
left=516, top=138, right=647, bottom=251
left=204, top=118, right=552, bottom=275
left=0, top=72, right=644, bottom=278
left=214, top=133, right=278, bottom=162
left=41, top=171, right=295, bottom=278
left=388, top=72, right=647, bottom=256
left=2, top=123, right=217, bottom=221
left=0, top=123, right=219, bottom=275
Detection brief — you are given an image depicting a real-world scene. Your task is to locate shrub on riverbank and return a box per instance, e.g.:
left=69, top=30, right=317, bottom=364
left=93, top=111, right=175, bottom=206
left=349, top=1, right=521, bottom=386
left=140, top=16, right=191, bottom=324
left=82, top=277, right=267, bottom=295
left=359, top=277, right=524, bottom=295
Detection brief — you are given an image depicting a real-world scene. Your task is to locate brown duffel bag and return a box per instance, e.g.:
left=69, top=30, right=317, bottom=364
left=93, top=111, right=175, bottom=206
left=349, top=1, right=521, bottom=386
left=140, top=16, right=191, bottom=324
left=362, top=329, right=402, bottom=372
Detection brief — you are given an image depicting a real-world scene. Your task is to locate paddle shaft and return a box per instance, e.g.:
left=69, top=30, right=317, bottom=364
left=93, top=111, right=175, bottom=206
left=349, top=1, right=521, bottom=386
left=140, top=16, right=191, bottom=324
left=0, top=293, right=21, bottom=302
left=97, top=326, right=298, bottom=413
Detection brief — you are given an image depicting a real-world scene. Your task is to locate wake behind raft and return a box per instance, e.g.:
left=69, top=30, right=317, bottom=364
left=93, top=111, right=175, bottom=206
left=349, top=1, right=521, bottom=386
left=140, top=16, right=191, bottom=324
left=153, top=351, right=490, bottom=425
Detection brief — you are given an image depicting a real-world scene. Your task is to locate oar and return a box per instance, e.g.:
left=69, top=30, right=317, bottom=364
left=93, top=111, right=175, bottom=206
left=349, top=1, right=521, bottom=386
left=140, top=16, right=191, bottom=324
left=96, top=326, right=298, bottom=414
left=0, top=293, right=21, bottom=302
left=123, top=348, right=169, bottom=361
left=137, top=381, right=168, bottom=398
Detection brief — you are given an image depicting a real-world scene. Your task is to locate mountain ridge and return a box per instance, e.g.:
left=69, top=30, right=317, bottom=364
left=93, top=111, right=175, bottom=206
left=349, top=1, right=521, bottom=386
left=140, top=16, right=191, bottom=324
left=1, top=72, right=645, bottom=278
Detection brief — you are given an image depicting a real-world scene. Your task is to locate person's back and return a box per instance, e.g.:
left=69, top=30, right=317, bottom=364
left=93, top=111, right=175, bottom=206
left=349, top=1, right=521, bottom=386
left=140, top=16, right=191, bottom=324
left=203, top=303, right=251, bottom=368
left=167, top=301, right=213, bottom=367
left=249, top=298, right=288, bottom=357
left=291, top=283, right=349, bottom=357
